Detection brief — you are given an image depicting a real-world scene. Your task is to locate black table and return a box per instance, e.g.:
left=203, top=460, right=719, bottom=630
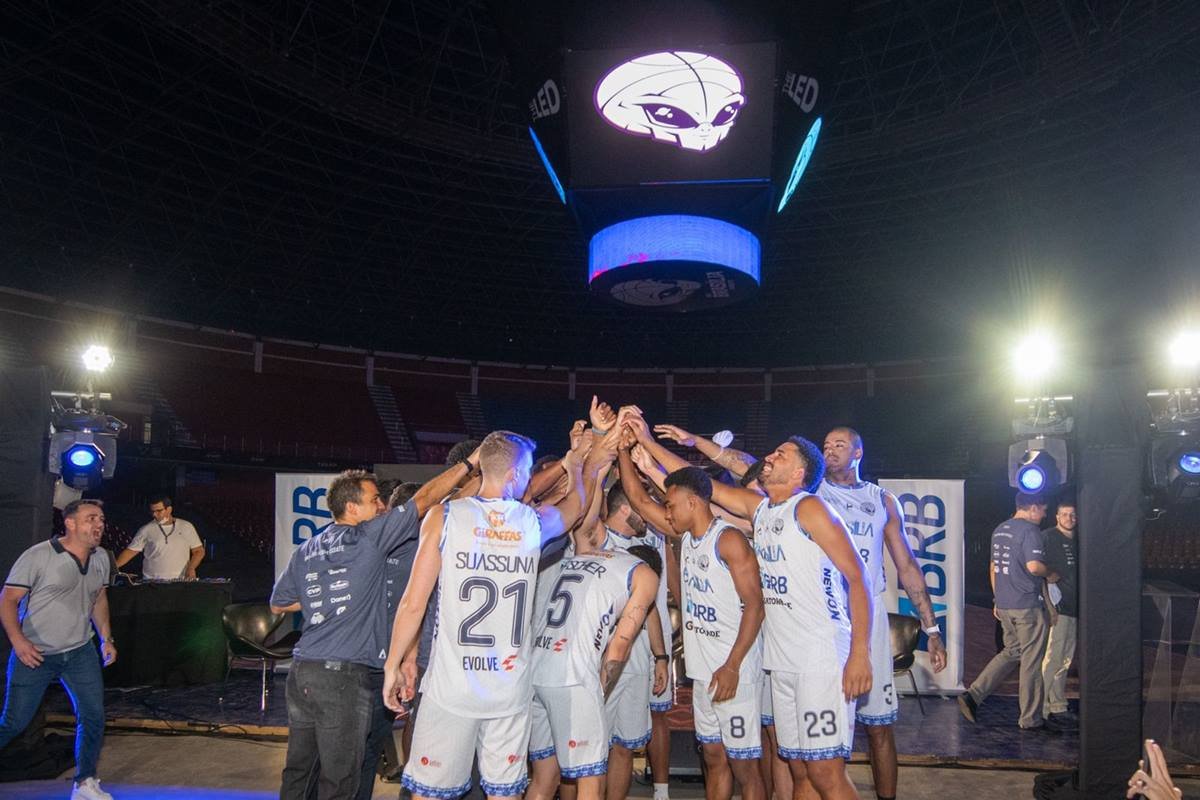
left=106, top=580, right=233, bottom=687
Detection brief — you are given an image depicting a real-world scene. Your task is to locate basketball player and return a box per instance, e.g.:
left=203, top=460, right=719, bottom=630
left=526, top=543, right=665, bottom=800
left=382, top=429, right=611, bottom=800
left=617, top=457, right=767, bottom=800
left=628, top=417, right=871, bottom=800
left=599, top=483, right=674, bottom=800
left=819, top=427, right=947, bottom=800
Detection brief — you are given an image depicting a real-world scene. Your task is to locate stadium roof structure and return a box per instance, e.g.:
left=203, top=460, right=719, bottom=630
left=1, top=1, right=1197, bottom=367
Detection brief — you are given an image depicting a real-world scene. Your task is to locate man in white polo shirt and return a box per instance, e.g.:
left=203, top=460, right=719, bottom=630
left=115, top=495, right=204, bottom=580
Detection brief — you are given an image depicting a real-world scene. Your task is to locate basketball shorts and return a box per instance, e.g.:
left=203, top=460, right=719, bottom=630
left=692, top=673, right=763, bottom=759
left=529, top=684, right=609, bottom=778
left=770, top=670, right=855, bottom=762
left=605, top=668, right=651, bottom=749
left=760, top=670, right=774, bottom=728
left=401, top=694, right=531, bottom=798
left=855, top=600, right=898, bottom=726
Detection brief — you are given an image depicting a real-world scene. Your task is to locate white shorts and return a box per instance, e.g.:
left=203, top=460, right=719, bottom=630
left=530, top=684, right=609, bottom=779
left=770, top=670, right=855, bottom=762
left=856, top=601, right=898, bottom=726
left=650, top=664, right=674, bottom=713
left=402, top=694, right=531, bottom=798
left=605, top=668, right=651, bottom=749
left=692, top=673, right=763, bottom=759
left=760, top=671, right=774, bottom=728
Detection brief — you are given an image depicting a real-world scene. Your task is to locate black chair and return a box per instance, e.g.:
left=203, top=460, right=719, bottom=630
left=221, top=602, right=301, bottom=711
left=888, top=613, right=925, bottom=715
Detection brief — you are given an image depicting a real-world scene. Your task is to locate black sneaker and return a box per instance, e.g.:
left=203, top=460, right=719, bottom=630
left=957, top=693, right=978, bottom=723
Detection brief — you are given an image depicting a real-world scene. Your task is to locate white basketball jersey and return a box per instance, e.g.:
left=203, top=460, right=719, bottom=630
left=817, top=480, right=888, bottom=596
left=753, top=493, right=851, bottom=673
left=422, top=497, right=543, bottom=717
left=531, top=550, right=642, bottom=693
left=681, top=519, right=763, bottom=682
left=603, top=527, right=669, bottom=676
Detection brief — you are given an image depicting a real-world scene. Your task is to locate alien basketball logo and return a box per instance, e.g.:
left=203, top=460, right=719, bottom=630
left=595, top=52, right=745, bottom=152
left=609, top=278, right=702, bottom=307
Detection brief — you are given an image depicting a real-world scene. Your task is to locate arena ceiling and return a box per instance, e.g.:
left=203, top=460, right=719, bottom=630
left=1, top=1, right=1198, bottom=367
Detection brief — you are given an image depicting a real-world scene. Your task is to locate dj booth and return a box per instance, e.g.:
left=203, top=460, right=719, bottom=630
left=105, top=579, right=233, bottom=688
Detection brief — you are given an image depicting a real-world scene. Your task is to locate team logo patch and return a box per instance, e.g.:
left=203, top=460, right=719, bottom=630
left=697, top=555, right=710, bottom=570
left=771, top=519, right=785, bottom=534
left=861, top=502, right=876, bottom=515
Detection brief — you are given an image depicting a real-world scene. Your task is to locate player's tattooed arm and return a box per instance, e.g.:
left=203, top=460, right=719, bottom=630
left=882, top=492, right=947, bottom=673
left=617, top=443, right=673, bottom=536
left=600, top=657, right=628, bottom=700
left=653, top=424, right=756, bottom=478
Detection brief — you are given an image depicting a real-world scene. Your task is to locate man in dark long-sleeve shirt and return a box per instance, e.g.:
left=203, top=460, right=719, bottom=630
left=1041, top=500, right=1078, bottom=729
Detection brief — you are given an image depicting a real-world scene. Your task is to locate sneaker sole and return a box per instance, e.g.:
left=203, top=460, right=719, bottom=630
left=957, top=696, right=976, bottom=723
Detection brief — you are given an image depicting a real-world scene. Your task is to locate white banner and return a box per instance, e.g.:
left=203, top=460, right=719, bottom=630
left=274, top=473, right=337, bottom=579
left=879, top=479, right=965, bottom=695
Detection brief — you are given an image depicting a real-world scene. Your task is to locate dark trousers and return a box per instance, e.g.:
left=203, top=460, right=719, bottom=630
left=355, top=670, right=395, bottom=800
left=0, top=642, right=105, bottom=782
left=280, top=659, right=374, bottom=800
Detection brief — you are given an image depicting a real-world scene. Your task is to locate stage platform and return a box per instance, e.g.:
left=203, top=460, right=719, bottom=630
left=37, top=670, right=1079, bottom=771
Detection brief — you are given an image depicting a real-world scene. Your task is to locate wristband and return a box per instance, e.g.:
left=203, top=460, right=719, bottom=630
left=653, top=654, right=669, bottom=662
left=923, top=625, right=941, bottom=637
left=101, top=637, right=115, bottom=645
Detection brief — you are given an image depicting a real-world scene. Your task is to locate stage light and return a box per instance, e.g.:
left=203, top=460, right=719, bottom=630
left=1011, top=330, right=1058, bottom=381
left=81, top=345, right=113, bottom=372
left=67, top=446, right=98, bottom=468
left=1168, top=330, right=1200, bottom=368
left=1180, top=452, right=1200, bottom=475
left=51, top=436, right=108, bottom=491
left=1009, top=443, right=1064, bottom=492
left=1148, top=434, right=1200, bottom=504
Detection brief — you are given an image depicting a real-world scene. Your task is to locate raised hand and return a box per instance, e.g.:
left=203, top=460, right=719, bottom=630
left=654, top=424, right=696, bottom=448
left=568, top=419, right=588, bottom=452
left=589, top=395, right=617, bottom=432
left=630, top=444, right=657, bottom=475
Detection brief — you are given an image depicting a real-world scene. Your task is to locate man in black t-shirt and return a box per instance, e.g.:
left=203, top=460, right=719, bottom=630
left=1040, top=500, right=1077, bottom=729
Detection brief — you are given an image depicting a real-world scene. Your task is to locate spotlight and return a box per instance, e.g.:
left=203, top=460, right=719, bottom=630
left=1180, top=452, right=1200, bottom=474
left=49, top=431, right=113, bottom=491
left=1169, top=330, right=1200, bottom=369
left=1009, top=437, right=1068, bottom=492
left=1011, top=330, right=1059, bottom=383
left=81, top=345, right=114, bottom=373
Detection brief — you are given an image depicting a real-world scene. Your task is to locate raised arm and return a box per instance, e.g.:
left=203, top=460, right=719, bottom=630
left=631, top=418, right=762, bottom=520
left=600, top=563, right=659, bottom=699
left=708, top=529, right=764, bottom=702
left=881, top=492, right=947, bottom=673
left=654, top=424, right=757, bottom=479
left=383, top=505, right=444, bottom=711
left=409, top=448, right=480, bottom=518
left=617, top=446, right=673, bottom=536
left=797, top=495, right=873, bottom=701
left=538, top=432, right=613, bottom=544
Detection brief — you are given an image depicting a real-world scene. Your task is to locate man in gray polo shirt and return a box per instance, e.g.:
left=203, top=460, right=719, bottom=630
left=0, top=499, right=117, bottom=800
left=959, top=493, right=1058, bottom=730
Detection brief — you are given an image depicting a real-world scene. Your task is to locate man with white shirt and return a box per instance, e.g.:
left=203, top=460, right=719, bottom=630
left=115, top=496, right=204, bottom=580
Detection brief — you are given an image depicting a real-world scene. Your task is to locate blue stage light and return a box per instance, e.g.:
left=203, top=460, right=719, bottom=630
left=529, top=127, right=566, bottom=204
left=776, top=116, right=822, bottom=213
left=1180, top=452, right=1200, bottom=475
left=68, top=446, right=98, bottom=468
left=1017, top=465, right=1046, bottom=492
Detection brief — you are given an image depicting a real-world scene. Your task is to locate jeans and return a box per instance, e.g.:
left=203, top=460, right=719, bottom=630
left=1041, top=613, right=1077, bottom=715
left=968, top=607, right=1048, bottom=728
left=280, top=659, right=374, bottom=800
left=0, top=642, right=106, bottom=782
left=356, top=670, right=395, bottom=800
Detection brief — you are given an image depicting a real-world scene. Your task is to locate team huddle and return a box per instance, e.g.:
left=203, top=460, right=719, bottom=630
left=273, top=399, right=947, bottom=800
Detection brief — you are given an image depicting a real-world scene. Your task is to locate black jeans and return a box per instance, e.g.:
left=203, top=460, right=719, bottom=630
left=355, top=669, right=395, bottom=800
left=280, top=659, right=374, bottom=800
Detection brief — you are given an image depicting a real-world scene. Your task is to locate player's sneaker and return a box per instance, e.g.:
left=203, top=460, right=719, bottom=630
left=71, top=777, right=114, bottom=800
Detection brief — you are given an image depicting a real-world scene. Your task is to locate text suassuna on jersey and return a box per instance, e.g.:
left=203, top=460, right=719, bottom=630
left=454, top=552, right=537, bottom=573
